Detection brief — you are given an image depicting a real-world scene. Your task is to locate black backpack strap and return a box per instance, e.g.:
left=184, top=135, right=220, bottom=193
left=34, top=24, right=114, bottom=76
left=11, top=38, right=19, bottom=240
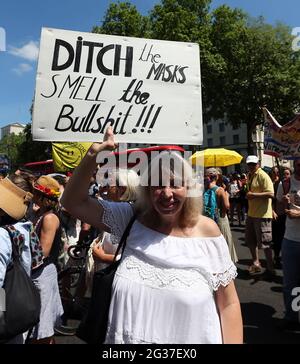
left=113, top=215, right=136, bottom=262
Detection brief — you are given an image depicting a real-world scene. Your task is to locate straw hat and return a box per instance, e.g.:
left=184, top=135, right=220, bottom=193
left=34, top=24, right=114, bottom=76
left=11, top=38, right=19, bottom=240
left=33, top=175, right=61, bottom=200
left=0, top=178, right=33, bottom=220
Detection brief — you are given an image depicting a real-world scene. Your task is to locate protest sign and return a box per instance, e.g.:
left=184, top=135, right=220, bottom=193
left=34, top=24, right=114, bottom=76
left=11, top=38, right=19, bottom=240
left=52, top=142, right=92, bottom=171
left=263, top=107, right=300, bottom=159
left=32, top=28, right=202, bottom=145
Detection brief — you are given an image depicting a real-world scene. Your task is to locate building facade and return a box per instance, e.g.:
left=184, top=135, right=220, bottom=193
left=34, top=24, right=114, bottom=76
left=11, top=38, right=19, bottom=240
left=0, top=122, right=25, bottom=139
left=202, top=119, right=280, bottom=173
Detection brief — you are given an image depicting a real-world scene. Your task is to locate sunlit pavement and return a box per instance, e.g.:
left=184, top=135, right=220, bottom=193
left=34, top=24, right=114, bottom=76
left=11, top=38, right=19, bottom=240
left=232, top=224, right=300, bottom=344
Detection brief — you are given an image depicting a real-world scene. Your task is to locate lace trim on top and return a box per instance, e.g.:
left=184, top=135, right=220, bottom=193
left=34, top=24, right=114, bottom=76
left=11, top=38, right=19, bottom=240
left=209, top=263, right=238, bottom=291
left=117, top=250, right=237, bottom=291
left=99, top=199, right=122, bottom=245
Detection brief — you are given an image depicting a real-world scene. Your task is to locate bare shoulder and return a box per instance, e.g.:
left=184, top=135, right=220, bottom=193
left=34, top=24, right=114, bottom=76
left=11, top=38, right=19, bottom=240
left=216, top=186, right=225, bottom=195
left=42, top=213, right=60, bottom=228
left=196, top=215, right=221, bottom=238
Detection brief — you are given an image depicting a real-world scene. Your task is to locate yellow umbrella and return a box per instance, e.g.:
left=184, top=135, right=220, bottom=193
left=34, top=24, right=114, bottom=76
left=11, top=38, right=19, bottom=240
left=190, top=148, right=243, bottom=167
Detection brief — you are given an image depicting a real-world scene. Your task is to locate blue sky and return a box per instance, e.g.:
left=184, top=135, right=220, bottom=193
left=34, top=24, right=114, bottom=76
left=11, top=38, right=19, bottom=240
left=0, top=0, right=299, bottom=129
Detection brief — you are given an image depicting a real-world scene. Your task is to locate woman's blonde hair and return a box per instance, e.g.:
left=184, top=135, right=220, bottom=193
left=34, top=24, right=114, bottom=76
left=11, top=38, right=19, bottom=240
left=116, top=169, right=140, bottom=202
left=135, top=151, right=202, bottom=228
left=97, top=168, right=140, bottom=202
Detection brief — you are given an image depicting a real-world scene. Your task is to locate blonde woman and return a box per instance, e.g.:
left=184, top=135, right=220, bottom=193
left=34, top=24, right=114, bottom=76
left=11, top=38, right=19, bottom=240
left=85, top=168, right=139, bottom=294
left=62, top=127, right=243, bottom=344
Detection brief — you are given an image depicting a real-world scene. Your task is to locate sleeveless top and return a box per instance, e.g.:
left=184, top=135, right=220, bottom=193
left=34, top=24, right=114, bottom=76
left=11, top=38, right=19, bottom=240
left=203, top=186, right=219, bottom=222
left=35, top=212, right=62, bottom=265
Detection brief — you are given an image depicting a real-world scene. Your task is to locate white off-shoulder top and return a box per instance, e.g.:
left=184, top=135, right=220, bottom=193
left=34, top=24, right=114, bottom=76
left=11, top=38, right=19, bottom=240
left=99, top=200, right=237, bottom=344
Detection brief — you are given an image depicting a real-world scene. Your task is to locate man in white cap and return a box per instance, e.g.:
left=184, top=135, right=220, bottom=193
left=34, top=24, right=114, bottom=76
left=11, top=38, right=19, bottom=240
left=245, top=155, right=274, bottom=276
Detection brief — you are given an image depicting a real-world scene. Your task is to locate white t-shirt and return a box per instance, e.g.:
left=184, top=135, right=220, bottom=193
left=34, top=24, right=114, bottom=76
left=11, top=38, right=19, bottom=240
left=99, top=200, right=237, bottom=344
left=228, top=181, right=240, bottom=199
left=276, top=176, right=300, bottom=242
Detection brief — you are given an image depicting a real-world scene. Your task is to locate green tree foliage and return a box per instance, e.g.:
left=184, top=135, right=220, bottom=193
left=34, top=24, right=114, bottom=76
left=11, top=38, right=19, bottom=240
left=92, top=2, right=150, bottom=37
left=0, top=132, right=25, bottom=169
left=148, top=0, right=220, bottom=122
left=15, top=124, right=51, bottom=166
left=210, top=6, right=300, bottom=150
left=149, top=0, right=211, bottom=42
left=93, top=0, right=220, bottom=122
left=93, top=1, right=300, bottom=151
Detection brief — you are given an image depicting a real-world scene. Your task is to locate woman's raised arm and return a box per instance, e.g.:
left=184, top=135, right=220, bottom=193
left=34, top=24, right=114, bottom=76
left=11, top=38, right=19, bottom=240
left=61, top=127, right=117, bottom=230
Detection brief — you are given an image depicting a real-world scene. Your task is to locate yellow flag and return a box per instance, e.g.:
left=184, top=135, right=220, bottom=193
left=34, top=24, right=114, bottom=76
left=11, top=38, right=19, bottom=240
left=52, top=142, right=92, bottom=172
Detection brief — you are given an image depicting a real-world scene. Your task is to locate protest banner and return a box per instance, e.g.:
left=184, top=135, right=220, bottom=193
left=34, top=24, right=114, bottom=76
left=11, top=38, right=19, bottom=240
left=32, top=28, right=202, bottom=145
left=52, top=142, right=92, bottom=171
left=263, top=107, right=300, bottom=159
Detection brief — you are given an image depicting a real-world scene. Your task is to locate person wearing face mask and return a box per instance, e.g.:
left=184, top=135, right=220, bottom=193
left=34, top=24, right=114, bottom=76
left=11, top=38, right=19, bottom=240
left=61, top=127, right=243, bottom=344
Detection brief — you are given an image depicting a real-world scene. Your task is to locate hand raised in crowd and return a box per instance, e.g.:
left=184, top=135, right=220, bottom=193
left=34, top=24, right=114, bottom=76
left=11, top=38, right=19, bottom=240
left=88, top=126, right=118, bottom=157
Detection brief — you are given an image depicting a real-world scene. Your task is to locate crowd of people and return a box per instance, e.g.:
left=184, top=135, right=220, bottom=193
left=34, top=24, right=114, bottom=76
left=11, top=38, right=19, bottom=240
left=0, top=126, right=299, bottom=343
left=203, top=155, right=300, bottom=331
